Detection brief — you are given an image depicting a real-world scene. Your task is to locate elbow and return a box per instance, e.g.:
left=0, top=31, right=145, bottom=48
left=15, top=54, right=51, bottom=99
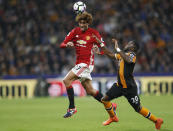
left=60, top=42, right=66, bottom=48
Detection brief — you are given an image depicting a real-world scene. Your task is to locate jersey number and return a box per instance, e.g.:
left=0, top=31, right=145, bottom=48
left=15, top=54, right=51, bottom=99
left=76, top=66, right=81, bottom=70
left=131, top=96, right=139, bottom=104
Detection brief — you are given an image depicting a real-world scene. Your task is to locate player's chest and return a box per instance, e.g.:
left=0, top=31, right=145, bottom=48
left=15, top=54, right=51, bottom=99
left=74, top=33, right=94, bottom=47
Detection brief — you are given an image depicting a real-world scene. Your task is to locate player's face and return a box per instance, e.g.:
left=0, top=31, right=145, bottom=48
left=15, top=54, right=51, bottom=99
left=123, top=41, right=135, bottom=52
left=78, top=20, right=89, bottom=31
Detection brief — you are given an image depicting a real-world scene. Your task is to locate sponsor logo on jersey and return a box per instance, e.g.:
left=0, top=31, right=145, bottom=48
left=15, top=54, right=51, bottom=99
left=77, top=40, right=87, bottom=45
left=76, top=40, right=87, bottom=47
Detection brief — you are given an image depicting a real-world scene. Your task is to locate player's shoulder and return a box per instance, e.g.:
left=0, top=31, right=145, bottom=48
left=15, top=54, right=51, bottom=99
left=126, top=51, right=136, bottom=56
left=127, top=52, right=136, bottom=61
left=74, top=27, right=80, bottom=30
left=67, top=27, right=81, bottom=35
left=88, top=27, right=99, bottom=33
left=130, top=52, right=136, bottom=56
left=71, top=27, right=80, bottom=33
left=88, top=28, right=101, bottom=37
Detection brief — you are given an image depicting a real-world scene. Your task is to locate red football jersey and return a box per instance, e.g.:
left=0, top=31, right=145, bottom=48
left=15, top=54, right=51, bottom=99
left=60, top=27, right=105, bottom=66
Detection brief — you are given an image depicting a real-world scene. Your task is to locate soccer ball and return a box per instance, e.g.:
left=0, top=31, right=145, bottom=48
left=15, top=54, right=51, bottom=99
left=73, top=1, right=86, bottom=14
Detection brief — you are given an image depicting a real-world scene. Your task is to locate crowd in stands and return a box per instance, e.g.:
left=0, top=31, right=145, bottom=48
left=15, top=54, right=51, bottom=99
left=0, top=0, right=172, bottom=76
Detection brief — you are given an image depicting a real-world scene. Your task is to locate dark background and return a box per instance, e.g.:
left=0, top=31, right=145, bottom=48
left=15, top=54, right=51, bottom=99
left=0, top=0, right=172, bottom=77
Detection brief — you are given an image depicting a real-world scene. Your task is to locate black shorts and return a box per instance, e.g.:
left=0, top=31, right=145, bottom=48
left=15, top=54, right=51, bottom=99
left=106, top=83, right=141, bottom=112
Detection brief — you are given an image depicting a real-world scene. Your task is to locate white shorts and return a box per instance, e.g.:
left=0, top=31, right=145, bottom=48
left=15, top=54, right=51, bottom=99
left=72, top=63, right=94, bottom=81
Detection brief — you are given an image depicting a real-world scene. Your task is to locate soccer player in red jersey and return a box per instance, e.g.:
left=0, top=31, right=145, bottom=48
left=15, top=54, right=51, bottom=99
left=93, top=35, right=163, bottom=130
left=60, top=12, right=110, bottom=118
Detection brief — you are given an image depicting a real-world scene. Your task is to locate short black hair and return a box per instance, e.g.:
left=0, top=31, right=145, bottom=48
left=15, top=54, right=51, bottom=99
left=131, top=40, right=140, bottom=53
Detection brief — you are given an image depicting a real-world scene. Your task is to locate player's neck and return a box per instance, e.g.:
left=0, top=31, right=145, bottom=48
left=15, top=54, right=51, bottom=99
left=80, top=27, right=89, bottom=32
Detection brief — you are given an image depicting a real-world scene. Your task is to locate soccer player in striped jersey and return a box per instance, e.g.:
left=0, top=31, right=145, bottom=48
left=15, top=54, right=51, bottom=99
left=93, top=35, right=163, bottom=130
left=60, top=12, right=108, bottom=118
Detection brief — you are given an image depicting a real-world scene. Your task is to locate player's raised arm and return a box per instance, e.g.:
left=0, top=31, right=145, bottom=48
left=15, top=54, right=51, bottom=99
left=112, top=39, right=133, bottom=63
left=92, top=34, right=115, bottom=59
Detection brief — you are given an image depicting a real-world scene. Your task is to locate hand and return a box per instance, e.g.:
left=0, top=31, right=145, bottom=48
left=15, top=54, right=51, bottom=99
left=92, top=34, right=102, bottom=44
left=66, top=42, right=74, bottom=47
left=93, top=44, right=101, bottom=55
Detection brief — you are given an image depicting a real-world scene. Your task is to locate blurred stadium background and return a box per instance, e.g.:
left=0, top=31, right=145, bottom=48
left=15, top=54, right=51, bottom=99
left=0, top=0, right=173, bottom=131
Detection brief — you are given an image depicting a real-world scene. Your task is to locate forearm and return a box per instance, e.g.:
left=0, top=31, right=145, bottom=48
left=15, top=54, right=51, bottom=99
left=101, top=47, right=115, bottom=59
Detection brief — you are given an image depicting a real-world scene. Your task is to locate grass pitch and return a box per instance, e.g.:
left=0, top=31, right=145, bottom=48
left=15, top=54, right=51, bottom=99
left=0, top=95, right=172, bottom=131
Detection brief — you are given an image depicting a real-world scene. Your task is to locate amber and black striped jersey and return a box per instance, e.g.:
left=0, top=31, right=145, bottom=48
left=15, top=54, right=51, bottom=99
left=115, top=51, right=137, bottom=88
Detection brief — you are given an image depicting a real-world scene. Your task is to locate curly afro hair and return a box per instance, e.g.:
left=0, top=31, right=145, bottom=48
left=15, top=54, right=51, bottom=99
left=75, top=12, right=93, bottom=24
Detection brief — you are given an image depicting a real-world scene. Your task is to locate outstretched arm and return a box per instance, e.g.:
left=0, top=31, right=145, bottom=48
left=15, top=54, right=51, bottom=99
left=112, top=39, right=133, bottom=63
left=92, top=35, right=115, bottom=59
left=100, top=46, right=116, bottom=59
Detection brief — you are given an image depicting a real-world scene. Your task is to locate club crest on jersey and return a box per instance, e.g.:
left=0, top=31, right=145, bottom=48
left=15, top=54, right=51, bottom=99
left=86, top=36, right=90, bottom=40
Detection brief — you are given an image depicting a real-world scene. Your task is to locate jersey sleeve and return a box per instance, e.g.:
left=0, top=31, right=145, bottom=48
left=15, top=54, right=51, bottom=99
left=128, top=52, right=136, bottom=63
left=60, top=28, right=76, bottom=48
